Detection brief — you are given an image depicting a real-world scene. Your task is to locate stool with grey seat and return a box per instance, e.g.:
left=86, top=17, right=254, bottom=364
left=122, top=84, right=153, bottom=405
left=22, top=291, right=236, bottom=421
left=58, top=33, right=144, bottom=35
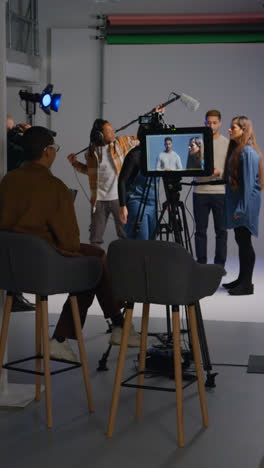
left=0, top=231, right=102, bottom=428
left=106, top=239, right=224, bottom=446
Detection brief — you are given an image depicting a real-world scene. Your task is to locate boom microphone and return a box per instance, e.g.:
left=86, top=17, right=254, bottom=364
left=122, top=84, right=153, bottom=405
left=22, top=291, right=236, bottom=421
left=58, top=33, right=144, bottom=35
left=75, top=145, right=90, bottom=156
left=74, top=140, right=102, bottom=156
left=178, top=93, right=200, bottom=111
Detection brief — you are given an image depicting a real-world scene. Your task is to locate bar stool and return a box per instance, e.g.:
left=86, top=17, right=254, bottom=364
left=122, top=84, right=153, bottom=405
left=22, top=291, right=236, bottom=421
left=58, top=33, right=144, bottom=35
left=0, top=231, right=102, bottom=428
left=106, top=239, right=224, bottom=446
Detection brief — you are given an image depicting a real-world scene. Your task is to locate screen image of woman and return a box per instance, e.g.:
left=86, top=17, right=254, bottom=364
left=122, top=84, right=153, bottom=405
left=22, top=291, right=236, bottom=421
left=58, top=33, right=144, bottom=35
left=186, top=137, right=204, bottom=169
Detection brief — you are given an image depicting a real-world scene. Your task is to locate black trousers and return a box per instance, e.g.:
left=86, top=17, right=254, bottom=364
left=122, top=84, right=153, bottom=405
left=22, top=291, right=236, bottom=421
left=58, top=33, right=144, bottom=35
left=234, top=226, right=255, bottom=286
left=193, top=193, right=227, bottom=266
left=54, top=243, right=121, bottom=339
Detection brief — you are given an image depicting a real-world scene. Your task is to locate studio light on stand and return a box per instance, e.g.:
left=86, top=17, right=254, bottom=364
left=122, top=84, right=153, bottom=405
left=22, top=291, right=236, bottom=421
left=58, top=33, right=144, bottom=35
left=19, top=84, right=62, bottom=124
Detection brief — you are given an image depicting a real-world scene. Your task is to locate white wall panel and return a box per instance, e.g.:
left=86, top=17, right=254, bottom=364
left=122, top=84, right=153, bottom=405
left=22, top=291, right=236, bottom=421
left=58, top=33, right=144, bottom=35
left=50, top=29, right=101, bottom=243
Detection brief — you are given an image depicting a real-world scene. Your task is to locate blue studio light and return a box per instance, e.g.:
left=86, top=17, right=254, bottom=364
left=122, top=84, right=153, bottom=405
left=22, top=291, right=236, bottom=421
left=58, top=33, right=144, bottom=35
left=19, top=83, right=62, bottom=116
left=41, top=93, right=52, bottom=108
left=51, top=94, right=61, bottom=112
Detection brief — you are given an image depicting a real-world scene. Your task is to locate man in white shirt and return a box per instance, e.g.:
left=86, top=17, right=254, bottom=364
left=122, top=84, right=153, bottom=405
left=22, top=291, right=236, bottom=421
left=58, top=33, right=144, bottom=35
left=156, top=137, right=182, bottom=171
left=193, top=110, right=229, bottom=270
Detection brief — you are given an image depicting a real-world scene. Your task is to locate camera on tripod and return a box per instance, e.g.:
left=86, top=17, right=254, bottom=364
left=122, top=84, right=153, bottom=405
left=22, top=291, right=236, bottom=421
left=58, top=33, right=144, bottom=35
left=139, top=114, right=214, bottom=179
left=139, top=111, right=165, bottom=131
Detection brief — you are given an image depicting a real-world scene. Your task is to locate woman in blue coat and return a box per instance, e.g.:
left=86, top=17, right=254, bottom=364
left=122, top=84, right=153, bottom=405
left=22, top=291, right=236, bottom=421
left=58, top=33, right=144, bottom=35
left=223, top=116, right=264, bottom=295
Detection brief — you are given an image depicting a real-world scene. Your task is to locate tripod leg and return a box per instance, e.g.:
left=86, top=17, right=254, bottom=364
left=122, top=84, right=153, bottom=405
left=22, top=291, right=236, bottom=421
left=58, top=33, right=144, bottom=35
left=179, top=201, right=194, bottom=255
left=194, top=301, right=218, bottom=388
left=194, top=302, right=212, bottom=371
left=133, top=177, right=152, bottom=239
left=97, top=306, right=127, bottom=372
left=97, top=344, right=112, bottom=371
left=152, top=202, right=169, bottom=240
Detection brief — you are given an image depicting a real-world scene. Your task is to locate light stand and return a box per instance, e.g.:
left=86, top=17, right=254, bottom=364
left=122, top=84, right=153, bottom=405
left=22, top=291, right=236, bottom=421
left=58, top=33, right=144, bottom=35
left=25, top=100, right=36, bottom=126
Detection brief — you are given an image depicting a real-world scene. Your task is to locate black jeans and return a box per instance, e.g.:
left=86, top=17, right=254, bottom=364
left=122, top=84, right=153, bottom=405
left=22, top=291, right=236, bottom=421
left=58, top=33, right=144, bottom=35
left=54, top=243, right=121, bottom=339
left=234, top=226, right=255, bottom=286
left=193, top=193, right=227, bottom=266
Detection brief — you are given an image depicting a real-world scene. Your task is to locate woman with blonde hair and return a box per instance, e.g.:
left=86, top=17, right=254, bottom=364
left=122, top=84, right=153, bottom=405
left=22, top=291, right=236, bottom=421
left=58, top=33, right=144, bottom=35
left=223, top=116, right=264, bottom=295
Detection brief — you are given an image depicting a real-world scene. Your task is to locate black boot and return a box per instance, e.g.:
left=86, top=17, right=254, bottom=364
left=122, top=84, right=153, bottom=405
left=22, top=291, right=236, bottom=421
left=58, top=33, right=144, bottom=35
left=222, top=279, right=241, bottom=290
left=228, top=284, right=254, bottom=296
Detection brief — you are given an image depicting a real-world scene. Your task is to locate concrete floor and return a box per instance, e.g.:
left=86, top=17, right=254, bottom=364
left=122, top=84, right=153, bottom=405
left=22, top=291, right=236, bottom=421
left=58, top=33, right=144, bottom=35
left=1, top=312, right=264, bottom=468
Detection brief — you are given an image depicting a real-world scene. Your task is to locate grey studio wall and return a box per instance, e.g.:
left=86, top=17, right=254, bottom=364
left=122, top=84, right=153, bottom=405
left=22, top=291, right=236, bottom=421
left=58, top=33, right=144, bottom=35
left=6, top=0, right=264, bottom=261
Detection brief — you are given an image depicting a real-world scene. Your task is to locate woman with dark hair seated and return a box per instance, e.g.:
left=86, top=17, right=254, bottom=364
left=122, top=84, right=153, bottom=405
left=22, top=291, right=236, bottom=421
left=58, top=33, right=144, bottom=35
left=222, top=116, right=264, bottom=295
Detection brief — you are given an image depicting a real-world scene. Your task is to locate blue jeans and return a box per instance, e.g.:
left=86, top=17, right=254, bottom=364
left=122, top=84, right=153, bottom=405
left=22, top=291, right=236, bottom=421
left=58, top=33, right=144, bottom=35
left=125, top=197, right=156, bottom=240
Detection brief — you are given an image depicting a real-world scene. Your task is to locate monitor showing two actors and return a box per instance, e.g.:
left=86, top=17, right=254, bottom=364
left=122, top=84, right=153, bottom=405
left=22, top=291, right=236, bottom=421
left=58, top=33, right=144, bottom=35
left=141, top=127, right=214, bottom=178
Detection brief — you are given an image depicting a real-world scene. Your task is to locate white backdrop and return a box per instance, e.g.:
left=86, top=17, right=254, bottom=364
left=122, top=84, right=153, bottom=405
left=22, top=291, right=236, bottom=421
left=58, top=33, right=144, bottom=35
left=50, top=32, right=264, bottom=258
left=103, top=42, right=264, bottom=258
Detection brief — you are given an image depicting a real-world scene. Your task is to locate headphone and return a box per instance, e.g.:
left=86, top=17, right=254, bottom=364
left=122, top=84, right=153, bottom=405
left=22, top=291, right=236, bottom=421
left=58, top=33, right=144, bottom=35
left=90, top=119, right=108, bottom=146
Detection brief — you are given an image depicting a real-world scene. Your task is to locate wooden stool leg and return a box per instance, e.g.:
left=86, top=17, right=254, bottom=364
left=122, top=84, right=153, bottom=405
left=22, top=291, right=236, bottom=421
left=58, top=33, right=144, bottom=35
left=188, top=305, right=209, bottom=428
left=0, top=295, right=13, bottom=378
left=136, top=303, right=150, bottom=420
left=107, top=307, right=133, bottom=438
left=70, top=295, right=94, bottom=413
left=172, top=307, right=184, bottom=448
left=35, top=295, right=42, bottom=401
left=40, top=299, right=52, bottom=428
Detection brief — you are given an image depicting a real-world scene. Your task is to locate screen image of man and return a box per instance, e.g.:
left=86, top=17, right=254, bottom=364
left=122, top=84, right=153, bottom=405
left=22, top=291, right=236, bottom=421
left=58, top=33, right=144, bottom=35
left=156, top=137, right=182, bottom=171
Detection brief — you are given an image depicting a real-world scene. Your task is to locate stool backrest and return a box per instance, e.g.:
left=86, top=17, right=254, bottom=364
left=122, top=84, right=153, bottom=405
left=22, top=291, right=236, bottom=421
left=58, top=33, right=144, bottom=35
left=0, top=231, right=102, bottom=296
left=107, top=239, right=224, bottom=305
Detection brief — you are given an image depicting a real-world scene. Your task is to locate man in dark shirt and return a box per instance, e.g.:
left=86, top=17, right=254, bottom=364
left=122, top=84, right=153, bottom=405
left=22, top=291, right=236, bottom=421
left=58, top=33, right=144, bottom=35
left=0, top=126, right=140, bottom=361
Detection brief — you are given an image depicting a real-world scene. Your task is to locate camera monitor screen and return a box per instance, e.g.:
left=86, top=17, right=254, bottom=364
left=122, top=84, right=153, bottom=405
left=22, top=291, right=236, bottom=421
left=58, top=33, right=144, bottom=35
left=141, top=127, right=214, bottom=177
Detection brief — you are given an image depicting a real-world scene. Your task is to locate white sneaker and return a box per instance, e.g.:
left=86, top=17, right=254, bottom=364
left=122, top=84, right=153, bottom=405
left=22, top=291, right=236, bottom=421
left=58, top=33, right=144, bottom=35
left=49, top=338, right=79, bottom=362
left=109, top=323, right=141, bottom=348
